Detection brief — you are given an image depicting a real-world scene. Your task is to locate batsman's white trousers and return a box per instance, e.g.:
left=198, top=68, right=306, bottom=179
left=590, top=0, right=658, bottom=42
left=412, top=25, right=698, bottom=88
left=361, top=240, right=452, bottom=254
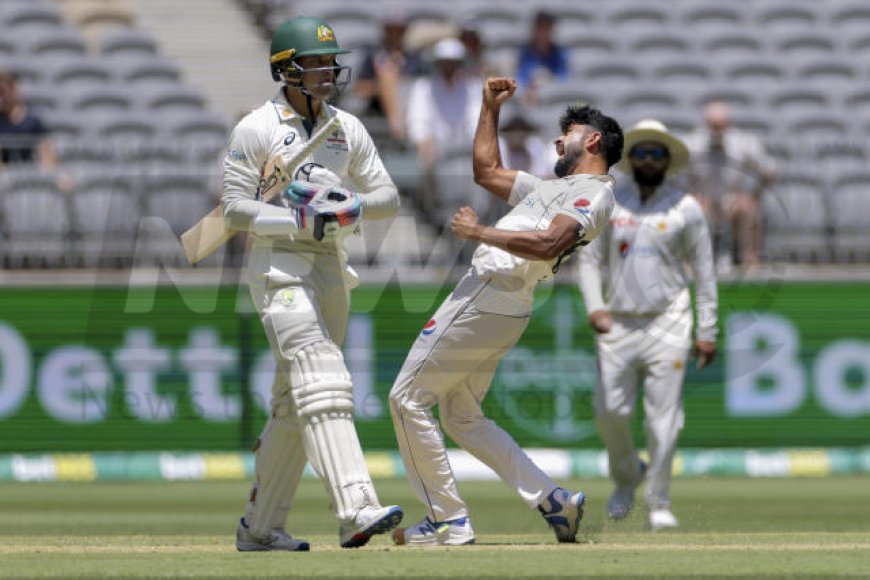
left=593, top=306, right=692, bottom=510
left=242, top=249, right=381, bottom=536
left=390, top=276, right=560, bottom=522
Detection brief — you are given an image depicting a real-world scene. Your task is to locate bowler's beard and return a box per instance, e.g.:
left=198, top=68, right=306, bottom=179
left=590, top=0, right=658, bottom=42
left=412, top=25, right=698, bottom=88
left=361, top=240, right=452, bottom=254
left=554, top=147, right=582, bottom=178
left=633, top=168, right=666, bottom=188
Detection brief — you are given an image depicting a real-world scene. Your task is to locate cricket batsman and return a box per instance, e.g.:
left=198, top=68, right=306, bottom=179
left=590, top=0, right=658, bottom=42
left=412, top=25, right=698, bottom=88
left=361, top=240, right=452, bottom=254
left=578, top=119, right=718, bottom=530
left=389, top=77, right=623, bottom=546
left=221, top=16, right=403, bottom=550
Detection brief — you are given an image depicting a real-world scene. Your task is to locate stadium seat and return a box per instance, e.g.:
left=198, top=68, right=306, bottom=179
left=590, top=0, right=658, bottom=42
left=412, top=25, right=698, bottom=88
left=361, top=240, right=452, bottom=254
left=767, top=88, right=829, bottom=114
left=561, top=31, right=619, bottom=57
left=166, top=112, right=229, bottom=141
left=0, top=57, right=43, bottom=84
left=625, top=32, right=691, bottom=57
left=108, top=54, right=182, bottom=85
left=0, top=169, right=71, bottom=268
left=535, top=80, right=603, bottom=109
left=772, top=30, right=837, bottom=57
left=47, top=56, right=113, bottom=87
left=829, top=172, right=870, bottom=261
left=18, top=83, right=59, bottom=111
left=679, top=3, right=743, bottom=27
left=796, top=59, right=857, bottom=82
left=617, top=89, right=679, bottom=111
left=137, top=175, right=215, bottom=266
left=39, top=109, right=92, bottom=139
left=687, top=86, right=755, bottom=109
left=830, top=2, right=870, bottom=32
left=700, top=32, right=764, bottom=57
left=69, top=175, right=141, bottom=267
left=762, top=171, right=830, bottom=262
left=605, top=3, right=669, bottom=27
left=0, top=2, right=64, bottom=30
left=67, top=85, right=133, bottom=112
left=138, top=84, right=207, bottom=112
left=16, top=28, right=88, bottom=57
left=0, top=37, right=15, bottom=57
left=94, top=111, right=158, bottom=142
left=99, top=27, right=159, bottom=56
left=755, top=2, right=819, bottom=29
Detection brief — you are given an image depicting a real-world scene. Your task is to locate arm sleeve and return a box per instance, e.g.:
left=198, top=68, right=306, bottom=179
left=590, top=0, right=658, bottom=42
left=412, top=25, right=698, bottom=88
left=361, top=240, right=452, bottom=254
left=220, top=119, right=297, bottom=232
left=578, top=228, right=608, bottom=314
left=507, top=170, right=543, bottom=206
left=683, top=198, right=719, bottom=341
left=347, top=117, right=400, bottom=220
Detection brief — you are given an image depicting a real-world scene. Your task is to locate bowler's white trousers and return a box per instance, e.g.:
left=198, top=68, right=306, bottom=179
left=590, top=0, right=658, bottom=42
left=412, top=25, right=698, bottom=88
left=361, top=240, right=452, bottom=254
left=389, top=275, right=560, bottom=522
left=594, top=306, right=692, bottom=510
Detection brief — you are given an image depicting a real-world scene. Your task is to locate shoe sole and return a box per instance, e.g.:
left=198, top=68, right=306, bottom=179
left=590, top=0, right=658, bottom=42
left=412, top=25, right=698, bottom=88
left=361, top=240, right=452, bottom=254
left=341, top=507, right=404, bottom=549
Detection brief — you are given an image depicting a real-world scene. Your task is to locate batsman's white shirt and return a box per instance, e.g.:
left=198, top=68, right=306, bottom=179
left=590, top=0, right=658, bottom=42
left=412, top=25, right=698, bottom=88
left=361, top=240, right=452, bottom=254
left=390, top=171, right=614, bottom=522
left=222, top=90, right=398, bottom=303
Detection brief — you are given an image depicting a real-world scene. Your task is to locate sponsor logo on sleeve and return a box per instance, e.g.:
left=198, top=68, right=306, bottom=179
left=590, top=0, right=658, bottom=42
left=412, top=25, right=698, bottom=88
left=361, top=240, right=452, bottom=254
left=421, top=319, right=437, bottom=336
left=226, top=149, right=247, bottom=161
left=574, top=198, right=591, bottom=215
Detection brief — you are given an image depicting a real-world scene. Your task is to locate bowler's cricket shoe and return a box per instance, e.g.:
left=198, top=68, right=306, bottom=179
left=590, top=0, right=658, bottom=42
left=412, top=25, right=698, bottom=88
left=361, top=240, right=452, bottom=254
left=236, top=518, right=310, bottom=551
left=392, top=515, right=476, bottom=547
left=648, top=508, right=679, bottom=531
left=339, top=505, right=404, bottom=548
left=538, top=488, right=586, bottom=543
left=608, top=460, right=647, bottom=520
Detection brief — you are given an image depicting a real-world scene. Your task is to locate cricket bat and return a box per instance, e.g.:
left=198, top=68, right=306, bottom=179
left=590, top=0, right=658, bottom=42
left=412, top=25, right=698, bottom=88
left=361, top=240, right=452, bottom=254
left=180, top=116, right=341, bottom=265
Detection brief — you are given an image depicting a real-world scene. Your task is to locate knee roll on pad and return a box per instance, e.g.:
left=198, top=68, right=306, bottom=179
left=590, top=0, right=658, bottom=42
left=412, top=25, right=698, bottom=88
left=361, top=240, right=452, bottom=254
left=289, top=341, right=354, bottom=416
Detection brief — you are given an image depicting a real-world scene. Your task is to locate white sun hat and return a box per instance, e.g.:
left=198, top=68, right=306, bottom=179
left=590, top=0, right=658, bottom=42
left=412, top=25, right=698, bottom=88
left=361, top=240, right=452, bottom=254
left=615, top=118, right=690, bottom=177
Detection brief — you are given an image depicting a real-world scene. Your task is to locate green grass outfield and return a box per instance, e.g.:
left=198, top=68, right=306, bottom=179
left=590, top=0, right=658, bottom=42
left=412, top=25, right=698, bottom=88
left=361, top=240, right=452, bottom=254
left=1, top=477, right=869, bottom=578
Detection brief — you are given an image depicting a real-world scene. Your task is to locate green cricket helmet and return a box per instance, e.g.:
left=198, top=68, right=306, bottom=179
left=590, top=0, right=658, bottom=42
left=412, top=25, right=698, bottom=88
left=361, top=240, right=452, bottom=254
left=269, top=16, right=352, bottom=99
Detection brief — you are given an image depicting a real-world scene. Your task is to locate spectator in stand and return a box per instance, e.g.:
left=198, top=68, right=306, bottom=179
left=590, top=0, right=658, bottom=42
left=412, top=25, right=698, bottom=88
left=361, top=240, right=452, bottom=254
left=499, top=105, right=557, bottom=179
left=683, top=101, right=776, bottom=271
left=459, top=19, right=490, bottom=79
left=0, top=72, right=56, bottom=171
left=516, top=11, right=569, bottom=99
left=406, top=38, right=483, bottom=224
left=407, top=38, right=482, bottom=169
left=353, top=13, right=425, bottom=143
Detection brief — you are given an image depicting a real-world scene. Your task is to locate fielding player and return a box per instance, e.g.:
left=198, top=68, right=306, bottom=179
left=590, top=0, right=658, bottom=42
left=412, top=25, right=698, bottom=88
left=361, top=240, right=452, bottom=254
left=222, top=16, right=403, bottom=550
left=389, top=77, right=623, bottom=546
left=578, top=120, right=718, bottom=531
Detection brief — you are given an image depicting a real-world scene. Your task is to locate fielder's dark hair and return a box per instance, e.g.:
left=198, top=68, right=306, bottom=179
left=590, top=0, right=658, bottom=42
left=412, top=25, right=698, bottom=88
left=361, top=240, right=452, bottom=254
left=559, top=104, right=624, bottom=169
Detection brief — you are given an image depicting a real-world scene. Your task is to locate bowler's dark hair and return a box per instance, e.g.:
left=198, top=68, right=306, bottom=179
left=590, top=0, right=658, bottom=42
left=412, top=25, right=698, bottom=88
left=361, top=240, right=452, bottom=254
left=559, top=104, right=624, bottom=169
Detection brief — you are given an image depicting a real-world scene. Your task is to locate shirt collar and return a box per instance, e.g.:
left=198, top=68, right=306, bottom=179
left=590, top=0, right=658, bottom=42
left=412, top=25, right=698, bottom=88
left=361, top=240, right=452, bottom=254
left=271, top=89, right=334, bottom=123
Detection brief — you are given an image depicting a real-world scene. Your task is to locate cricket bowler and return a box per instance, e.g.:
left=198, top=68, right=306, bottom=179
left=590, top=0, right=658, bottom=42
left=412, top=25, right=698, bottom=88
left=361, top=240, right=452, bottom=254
left=389, top=77, right=623, bottom=546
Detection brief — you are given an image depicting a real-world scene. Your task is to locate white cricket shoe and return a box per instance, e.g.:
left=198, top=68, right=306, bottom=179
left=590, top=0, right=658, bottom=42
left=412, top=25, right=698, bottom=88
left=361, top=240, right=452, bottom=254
left=235, top=518, right=310, bottom=551
left=648, top=508, right=679, bottom=531
left=392, top=515, right=475, bottom=547
left=339, top=505, right=404, bottom=548
left=608, top=461, right=647, bottom=520
left=538, top=488, right=586, bottom=543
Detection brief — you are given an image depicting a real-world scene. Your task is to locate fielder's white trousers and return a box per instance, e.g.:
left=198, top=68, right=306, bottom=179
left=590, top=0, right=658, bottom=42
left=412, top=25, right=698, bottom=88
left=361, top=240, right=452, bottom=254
left=389, top=277, right=559, bottom=522
left=594, top=307, right=692, bottom=510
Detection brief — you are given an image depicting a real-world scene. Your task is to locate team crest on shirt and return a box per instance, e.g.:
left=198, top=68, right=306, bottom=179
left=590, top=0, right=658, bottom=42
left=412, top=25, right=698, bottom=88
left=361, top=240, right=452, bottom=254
left=421, top=319, right=437, bottom=335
